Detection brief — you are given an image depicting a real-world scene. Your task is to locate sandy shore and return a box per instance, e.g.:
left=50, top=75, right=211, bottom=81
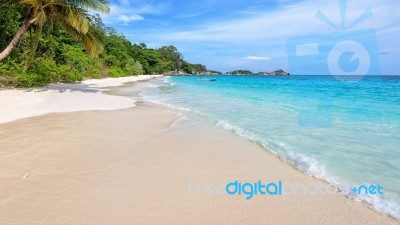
left=0, top=77, right=398, bottom=225
left=0, top=75, right=162, bottom=124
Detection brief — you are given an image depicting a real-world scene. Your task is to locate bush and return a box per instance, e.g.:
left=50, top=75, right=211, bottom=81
left=0, top=68, right=51, bottom=88
left=0, top=59, right=50, bottom=88
left=126, top=60, right=144, bottom=75
left=14, top=72, right=51, bottom=87
left=108, top=66, right=126, bottom=77
left=28, top=58, right=81, bottom=83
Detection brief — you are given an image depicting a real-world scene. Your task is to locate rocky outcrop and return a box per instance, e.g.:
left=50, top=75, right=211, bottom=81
left=257, top=69, right=290, bottom=76
left=226, top=70, right=254, bottom=75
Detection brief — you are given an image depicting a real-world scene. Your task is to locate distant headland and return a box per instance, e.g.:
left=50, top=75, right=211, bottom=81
left=169, top=69, right=290, bottom=76
left=226, top=69, right=290, bottom=76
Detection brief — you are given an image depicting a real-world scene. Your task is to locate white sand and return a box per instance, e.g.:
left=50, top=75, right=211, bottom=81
left=0, top=75, right=162, bottom=124
left=0, top=104, right=397, bottom=225
left=82, top=75, right=162, bottom=88
left=0, top=77, right=398, bottom=224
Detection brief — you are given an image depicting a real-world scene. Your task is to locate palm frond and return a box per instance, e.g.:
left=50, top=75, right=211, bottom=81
left=58, top=18, right=103, bottom=57
left=59, top=0, right=109, bottom=13
left=52, top=3, right=90, bottom=34
left=20, top=0, right=39, bottom=7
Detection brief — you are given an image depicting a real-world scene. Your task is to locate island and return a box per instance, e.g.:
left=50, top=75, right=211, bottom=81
left=226, top=69, right=290, bottom=76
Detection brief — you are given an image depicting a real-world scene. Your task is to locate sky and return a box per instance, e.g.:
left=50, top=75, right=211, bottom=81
left=101, top=0, right=400, bottom=75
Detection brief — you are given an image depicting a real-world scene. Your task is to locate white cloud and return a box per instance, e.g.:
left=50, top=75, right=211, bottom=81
left=118, top=14, right=144, bottom=23
left=244, top=56, right=271, bottom=61
left=125, top=0, right=327, bottom=67
left=135, top=0, right=399, bottom=45
left=101, top=0, right=168, bottom=25
left=122, top=0, right=400, bottom=73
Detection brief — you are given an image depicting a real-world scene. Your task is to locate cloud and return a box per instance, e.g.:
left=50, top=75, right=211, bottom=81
left=244, top=56, right=271, bottom=61
left=117, top=0, right=400, bottom=74
left=118, top=14, right=144, bottom=23
left=129, top=2, right=323, bottom=48
left=101, top=0, right=168, bottom=25
left=135, top=0, right=399, bottom=44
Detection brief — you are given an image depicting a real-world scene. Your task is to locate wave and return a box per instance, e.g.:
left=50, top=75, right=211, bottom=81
left=216, top=119, right=400, bottom=220
left=216, top=120, right=333, bottom=180
left=216, top=120, right=275, bottom=152
left=141, top=77, right=400, bottom=220
left=163, top=78, right=176, bottom=85
left=140, top=95, right=192, bottom=112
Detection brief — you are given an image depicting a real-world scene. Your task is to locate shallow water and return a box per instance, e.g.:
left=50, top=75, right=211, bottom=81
left=141, top=75, right=400, bottom=219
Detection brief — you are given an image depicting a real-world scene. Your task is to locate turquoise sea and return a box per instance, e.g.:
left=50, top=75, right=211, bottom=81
left=141, top=75, right=400, bottom=219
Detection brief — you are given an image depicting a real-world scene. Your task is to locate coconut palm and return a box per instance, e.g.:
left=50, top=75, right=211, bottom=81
left=0, top=0, right=109, bottom=70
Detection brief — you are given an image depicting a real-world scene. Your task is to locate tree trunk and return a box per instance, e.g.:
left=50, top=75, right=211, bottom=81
left=0, top=18, right=34, bottom=61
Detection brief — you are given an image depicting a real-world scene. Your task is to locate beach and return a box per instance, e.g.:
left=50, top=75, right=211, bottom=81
left=0, top=76, right=398, bottom=225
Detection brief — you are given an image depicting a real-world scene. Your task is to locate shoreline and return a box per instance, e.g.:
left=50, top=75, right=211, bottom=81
left=0, top=75, right=163, bottom=124
left=0, top=76, right=398, bottom=224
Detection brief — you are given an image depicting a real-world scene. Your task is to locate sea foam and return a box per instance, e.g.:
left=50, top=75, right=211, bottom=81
left=141, top=75, right=400, bottom=220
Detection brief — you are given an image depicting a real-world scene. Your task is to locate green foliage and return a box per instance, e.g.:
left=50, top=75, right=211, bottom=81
left=0, top=4, right=207, bottom=88
left=208, top=70, right=223, bottom=75
left=0, top=1, right=27, bottom=57
left=0, top=58, right=50, bottom=87
left=227, top=70, right=254, bottom=75
left=182, top=61, right=207, bottom=74
left=60, top=43, right=100, bottom=79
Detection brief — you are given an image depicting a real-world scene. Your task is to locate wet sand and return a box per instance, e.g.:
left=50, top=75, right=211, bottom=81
left=0, top=81, right=398, bottom=225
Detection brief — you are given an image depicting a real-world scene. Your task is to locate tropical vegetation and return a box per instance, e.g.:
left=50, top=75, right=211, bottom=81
left=0, top=0, right=208, bottom=87
left=226, top=70, right=254, bottom=75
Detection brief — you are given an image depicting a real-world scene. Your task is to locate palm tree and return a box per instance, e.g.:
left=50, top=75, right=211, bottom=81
left=0, top=0, right=109, bottom=71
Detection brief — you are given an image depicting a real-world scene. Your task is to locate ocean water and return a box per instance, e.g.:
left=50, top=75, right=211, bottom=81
left=141, top=75, right=400, bottom=219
